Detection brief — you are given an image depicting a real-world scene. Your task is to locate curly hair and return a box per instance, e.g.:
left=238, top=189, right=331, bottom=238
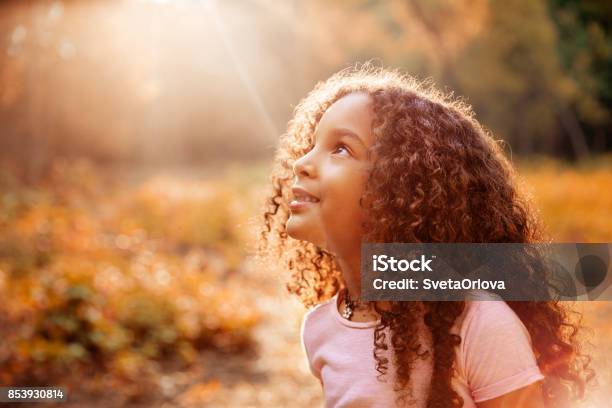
left=258, top=65, right=593, bottom=407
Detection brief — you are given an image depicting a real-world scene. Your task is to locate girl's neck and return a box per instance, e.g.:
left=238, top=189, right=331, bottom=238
left=334, top=250, right=397, bottom=317
left=334, top=254, right=361, bottom=299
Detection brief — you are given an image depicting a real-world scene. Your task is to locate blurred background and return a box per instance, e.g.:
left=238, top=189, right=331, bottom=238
left=0, top=0, right=609, bottom=407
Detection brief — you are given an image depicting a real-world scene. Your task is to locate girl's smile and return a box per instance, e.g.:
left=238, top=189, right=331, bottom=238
left=289, top=186, right=320, bottom=212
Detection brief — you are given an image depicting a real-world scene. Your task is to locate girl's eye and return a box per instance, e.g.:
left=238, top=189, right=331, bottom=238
left=332, top=144, right=351, bottom=156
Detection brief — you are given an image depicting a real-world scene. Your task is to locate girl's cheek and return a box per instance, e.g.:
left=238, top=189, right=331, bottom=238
left=321, top=180, right=364, bottom=228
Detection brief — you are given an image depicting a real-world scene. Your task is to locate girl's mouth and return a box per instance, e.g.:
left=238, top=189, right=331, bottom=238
left=289, top=199, right=318, bottom=212
left=290, top=187, right=320, bottom=212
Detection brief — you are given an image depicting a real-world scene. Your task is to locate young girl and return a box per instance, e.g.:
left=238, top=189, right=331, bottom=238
left=258, top=66, right=592, bottom=407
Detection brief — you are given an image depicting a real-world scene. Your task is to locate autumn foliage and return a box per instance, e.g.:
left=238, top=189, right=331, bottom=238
left=0, top=160, right=260, bottom=402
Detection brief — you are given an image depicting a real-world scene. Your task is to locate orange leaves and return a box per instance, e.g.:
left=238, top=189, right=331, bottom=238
left=0, top=159, right=261, bottom=400
left=178, top=380, right=222, bottom=406
left=521, top=160, right=612, bottom=242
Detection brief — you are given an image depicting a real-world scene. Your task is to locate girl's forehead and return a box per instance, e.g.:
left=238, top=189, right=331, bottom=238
left=317, top=92, right=374, bottom=136
left=324, top=92, right=372, bottom=118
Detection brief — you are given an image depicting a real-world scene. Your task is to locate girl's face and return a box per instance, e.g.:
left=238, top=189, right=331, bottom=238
left=286, top=92, right=375, bottom=256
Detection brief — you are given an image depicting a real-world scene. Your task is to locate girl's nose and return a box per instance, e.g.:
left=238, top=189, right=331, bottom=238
left=293, top=152, right=317, bottom=178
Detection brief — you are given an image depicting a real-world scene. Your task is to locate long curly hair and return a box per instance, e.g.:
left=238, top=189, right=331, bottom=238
left=258, top=65, right=593, bottom=407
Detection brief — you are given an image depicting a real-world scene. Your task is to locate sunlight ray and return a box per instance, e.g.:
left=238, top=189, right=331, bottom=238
left=203, top=0, right=280, bottom=142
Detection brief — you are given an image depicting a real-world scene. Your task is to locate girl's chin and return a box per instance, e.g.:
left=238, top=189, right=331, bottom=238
left=286, top=216, right=322, bottom=244
left=285, top=217, right=308, bottom=239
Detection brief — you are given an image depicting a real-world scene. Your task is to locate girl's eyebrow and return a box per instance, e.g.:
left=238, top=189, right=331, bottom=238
left=312, top=126, right=367, bottom=148
left=330, top=127, right=367, bottom=148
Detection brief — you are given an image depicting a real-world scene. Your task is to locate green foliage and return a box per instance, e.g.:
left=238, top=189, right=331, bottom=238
left=452, top=0, right=568, bottom=152
left=549, top=0, right=612, bottom=126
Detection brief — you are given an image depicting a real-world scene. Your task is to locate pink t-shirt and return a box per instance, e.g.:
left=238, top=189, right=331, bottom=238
left=300, top=291, right=544, bottom=407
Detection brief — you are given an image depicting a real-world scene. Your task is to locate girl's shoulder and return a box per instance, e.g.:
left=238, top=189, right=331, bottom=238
left=300, top=294, right=339, bottom=357
left=301, top=294, right=338, bottom=330
left=459, top=294, right=530, bottom=341
left=455, top=296, right=543, bottom=402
